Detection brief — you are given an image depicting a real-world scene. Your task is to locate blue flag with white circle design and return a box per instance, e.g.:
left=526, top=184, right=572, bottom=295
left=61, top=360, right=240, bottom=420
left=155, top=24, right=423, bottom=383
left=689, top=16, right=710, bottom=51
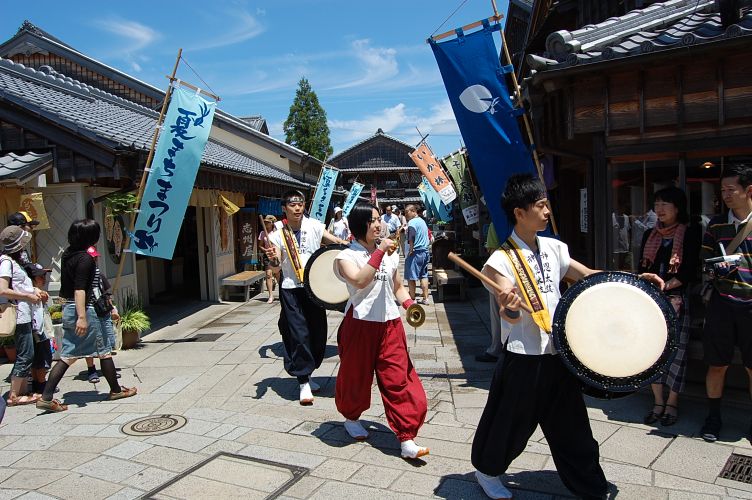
left=430, top=21, right=537, bottom=240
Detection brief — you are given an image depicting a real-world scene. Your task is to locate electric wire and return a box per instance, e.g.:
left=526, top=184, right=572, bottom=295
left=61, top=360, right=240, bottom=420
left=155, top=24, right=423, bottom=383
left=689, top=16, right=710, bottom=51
left=430, top=0, right=470, bottom=37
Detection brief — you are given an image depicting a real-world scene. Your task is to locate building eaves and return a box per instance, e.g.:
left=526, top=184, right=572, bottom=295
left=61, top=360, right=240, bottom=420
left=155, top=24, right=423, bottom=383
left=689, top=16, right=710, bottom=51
left=528, top=4, right=752, bottom=74
left=0, top=57, right=307, bottom=188
left=0, top=22, right=319, bottom=165
left=329, top=129, right=416, bottom=166
left=0, top=151, right=52, bottom=183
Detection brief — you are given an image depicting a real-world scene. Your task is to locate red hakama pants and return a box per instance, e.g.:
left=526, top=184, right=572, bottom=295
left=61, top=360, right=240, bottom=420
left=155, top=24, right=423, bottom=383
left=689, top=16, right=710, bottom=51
left=335, top=309, right=427, bottom=441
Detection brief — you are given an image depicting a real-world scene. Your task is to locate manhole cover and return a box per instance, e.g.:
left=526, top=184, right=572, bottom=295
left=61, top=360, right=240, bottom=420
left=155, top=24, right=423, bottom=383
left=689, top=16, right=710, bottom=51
left=720, top=453, right=752, bottom=484
left=120, top=414, right=187, bottom=436
left=142, top=452, right=308, bottom=499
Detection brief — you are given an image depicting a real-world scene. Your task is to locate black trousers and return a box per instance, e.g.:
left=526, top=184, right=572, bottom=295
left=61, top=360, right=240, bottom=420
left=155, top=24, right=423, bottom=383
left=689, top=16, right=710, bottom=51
left=278, top=287, right=328, bottom=382
left=471, top=351, right=608, bottom=500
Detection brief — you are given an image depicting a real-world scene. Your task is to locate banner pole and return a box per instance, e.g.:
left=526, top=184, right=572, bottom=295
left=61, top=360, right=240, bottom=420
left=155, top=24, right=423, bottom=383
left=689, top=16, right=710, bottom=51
left=490, top=7, right=559, bottom=235
left=112, top=48, right=183, bottom=296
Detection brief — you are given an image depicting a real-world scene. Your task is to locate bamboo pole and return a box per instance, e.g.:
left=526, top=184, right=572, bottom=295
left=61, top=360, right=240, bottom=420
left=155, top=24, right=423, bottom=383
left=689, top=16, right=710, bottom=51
left=112, top=49, right=183, bottom=296
left=491, top=1, right=559, bottom=235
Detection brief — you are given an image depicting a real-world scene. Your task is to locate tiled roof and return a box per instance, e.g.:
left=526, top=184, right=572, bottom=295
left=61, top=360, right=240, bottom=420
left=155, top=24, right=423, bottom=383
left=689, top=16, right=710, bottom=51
left=0, top=22, right=318, bottom=165
left=329, top=128, right=416, bottom=167
left=0, top=151, right=52, bottom=183
left=336, top=165, right=417, bottom=173
left=0, top=57, right=307, bottom=187
left=239, top=116, right=268, bottom=132
left=528, top=0, right=752, bottom=71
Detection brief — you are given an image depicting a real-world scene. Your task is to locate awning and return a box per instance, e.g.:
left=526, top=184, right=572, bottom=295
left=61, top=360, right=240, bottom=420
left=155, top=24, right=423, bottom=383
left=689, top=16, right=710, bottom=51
left=0, top=151, right=53, bottom=185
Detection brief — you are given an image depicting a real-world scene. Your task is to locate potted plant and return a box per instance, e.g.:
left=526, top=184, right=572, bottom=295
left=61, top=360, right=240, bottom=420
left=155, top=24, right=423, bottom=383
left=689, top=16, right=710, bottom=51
left=0, top=336, right=16, bottom=363
left=118, top=293, right=150, bottom=349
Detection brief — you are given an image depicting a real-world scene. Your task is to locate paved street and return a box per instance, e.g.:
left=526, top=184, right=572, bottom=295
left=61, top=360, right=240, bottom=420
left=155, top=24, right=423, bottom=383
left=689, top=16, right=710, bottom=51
left=1, top=287, right=752, bottom=499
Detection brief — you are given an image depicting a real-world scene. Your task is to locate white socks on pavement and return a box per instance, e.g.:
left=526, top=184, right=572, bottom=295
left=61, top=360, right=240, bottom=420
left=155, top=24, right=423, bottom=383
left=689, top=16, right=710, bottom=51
left=400, top=439, right=429, bottom=459
left=299, top=383, right=314, bottom=405
left=344, top=419, right=369, bottom=441
left=475, top=470, right=512, bottom=499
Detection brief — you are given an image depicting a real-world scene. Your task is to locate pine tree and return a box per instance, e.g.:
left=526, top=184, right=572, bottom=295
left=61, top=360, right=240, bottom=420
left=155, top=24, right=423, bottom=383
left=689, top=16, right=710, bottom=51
left=283, top=77, right=333, bottom=161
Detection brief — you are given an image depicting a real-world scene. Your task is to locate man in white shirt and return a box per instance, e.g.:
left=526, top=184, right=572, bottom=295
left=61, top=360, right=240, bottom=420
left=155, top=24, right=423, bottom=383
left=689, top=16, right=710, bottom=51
left=380, top=205, right=401, bottom=238
left=265, top=190, right=347, bottom=405
left=471, top=174, right=662, bottom=500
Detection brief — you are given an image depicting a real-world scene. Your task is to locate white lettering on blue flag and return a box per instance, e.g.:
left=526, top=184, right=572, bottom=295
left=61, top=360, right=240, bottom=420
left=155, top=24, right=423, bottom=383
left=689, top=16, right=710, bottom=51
left=311, top=167, right=339, bottom=223
left=342, top=182, right=364, bottom=216
left=131, top=88, right=216, bottom=259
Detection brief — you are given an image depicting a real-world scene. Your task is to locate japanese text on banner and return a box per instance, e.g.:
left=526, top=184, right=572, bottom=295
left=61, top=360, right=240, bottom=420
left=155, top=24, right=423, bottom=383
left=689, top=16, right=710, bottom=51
left=342, top=182, right=364, bottom=216
left=409, top=142, right=456, bottom=205
left=442, top=151, right=479, bottom=225
left=310, top=166, right=339, bottom=223
left=131, top=87, right=216, bottom=259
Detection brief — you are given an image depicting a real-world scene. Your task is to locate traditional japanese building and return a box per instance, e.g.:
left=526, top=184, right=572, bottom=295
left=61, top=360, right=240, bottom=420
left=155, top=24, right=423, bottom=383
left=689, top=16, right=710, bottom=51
left=0, top=21, right=324, bottom=305
left=329, top=129, right=423, bottom=208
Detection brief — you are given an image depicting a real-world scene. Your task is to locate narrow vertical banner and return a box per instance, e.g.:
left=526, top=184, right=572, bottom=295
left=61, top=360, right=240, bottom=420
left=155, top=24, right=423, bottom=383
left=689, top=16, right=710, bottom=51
left=370, top=185, right=377, bottom=205
left=442, top=150, right=479, bottom=225
left=310, top=166, right=339, bottom=223
left=419, top=177, right=453, bottom=222
left=19, top=192, right=50, bottom=230
left=342, top=182, right=364, bottom=216
left=131, top=87, right=216, bottom=259
left=409, top=142, right=457, bottom=205
left=430, top=22, right=537, bottom=239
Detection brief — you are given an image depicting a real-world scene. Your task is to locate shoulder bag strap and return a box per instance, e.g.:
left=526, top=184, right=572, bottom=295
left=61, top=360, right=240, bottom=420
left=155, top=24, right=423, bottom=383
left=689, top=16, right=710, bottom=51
left=725, top=218, right=752, bottom=255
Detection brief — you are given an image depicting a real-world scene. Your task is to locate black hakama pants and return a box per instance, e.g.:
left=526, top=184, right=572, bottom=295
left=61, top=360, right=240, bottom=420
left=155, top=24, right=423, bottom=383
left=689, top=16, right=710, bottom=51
left=278, top=287, right=328, bottom=383
left=471, top=351, right=608, bottom=500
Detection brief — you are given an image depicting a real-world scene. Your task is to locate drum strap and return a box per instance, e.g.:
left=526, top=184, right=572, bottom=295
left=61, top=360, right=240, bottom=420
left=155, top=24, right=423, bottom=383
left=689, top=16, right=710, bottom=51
left=280, top=222, right=305, bottom=283
left=501, top=238, right=552, bottom=334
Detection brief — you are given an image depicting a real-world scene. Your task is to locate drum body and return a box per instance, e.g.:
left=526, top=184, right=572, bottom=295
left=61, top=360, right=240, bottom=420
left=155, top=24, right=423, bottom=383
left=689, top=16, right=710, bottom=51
left=552, top=271, right=678, bottom=399
left=304, top=244, right=350, bottom=311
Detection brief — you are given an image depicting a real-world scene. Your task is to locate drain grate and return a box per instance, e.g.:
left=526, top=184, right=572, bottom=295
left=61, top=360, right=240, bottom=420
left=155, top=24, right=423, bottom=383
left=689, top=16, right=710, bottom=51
left=193, top=333, right=225, bottom=342
left=720, top=454, right=752, bottom=484
left=142, top=452, right=308, bottom=499
left=120, top=414, right=187, bottom=436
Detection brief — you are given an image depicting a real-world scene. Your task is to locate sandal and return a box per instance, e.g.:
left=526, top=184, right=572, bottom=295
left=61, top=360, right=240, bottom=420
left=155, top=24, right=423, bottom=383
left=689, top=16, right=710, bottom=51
left=36, top=399, right=68, bottom=412
left=661, top=404, right=678, bottom=426
left=643, top=404, right=665, bottom=425
left=7, top=394, right=41, bottom=406
left=87, top=371, right=100, bottom=384
left=108, top=386, right=137, bottom=401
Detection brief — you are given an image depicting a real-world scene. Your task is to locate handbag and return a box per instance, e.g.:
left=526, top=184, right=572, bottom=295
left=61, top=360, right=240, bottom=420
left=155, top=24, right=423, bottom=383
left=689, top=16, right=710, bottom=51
left=92, top=282, right=113, bottom=318
left=0, top=257, right=17, bottom=337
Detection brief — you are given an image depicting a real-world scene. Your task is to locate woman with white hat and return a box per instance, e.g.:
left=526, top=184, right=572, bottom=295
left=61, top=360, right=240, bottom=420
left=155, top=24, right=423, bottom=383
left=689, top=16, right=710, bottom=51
left=0, top=225, right=48, bottom=406
left=331, top=207, right=350, bottom=242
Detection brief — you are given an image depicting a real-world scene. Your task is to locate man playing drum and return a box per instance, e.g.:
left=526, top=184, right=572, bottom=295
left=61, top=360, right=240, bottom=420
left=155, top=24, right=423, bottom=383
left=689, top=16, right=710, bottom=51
left=472, top=174, right=664, bottom=500
left=265, top=190, right=348, bottom=405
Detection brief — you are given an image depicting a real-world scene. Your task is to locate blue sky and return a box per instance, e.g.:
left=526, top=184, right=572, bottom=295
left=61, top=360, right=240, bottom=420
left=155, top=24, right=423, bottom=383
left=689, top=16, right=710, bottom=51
left=2, top=0, right=508, bottom=157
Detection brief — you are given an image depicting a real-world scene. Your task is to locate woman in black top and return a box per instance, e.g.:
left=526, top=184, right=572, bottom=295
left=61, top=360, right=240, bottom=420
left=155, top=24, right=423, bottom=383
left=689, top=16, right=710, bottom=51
left=37, top=219, right=137, bottom=412
left=639, top=187, right=700, bottom=426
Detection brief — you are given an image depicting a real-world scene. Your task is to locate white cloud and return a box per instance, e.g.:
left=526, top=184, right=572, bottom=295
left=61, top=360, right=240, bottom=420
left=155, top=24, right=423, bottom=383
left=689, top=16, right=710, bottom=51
left=93, top=18, right=159, bottom=53
left=189, top=10, right=265, bottom=51
left=130, top=61, right=142, bottom=73
left=326, top=39, right=399, bottom=90
left=328, top=99, right=459, bottom=147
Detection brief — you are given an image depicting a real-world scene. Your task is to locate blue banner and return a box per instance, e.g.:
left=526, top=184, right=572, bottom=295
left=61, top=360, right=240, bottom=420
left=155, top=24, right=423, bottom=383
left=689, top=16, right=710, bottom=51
left=131, top=87, right=216, bottom=259
left=310, top=166, right=339, bottom=223
left=430, top=22, right=537, bottom=240
left=258, top=197, right=283, bottom=217
left=419, top=177, right=453, bottom=222
left=342, top=182, right=364, bottom=217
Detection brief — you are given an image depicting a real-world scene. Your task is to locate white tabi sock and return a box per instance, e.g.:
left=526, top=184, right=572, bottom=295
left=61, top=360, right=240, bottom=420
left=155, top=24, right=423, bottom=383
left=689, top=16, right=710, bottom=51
left=400, top=439, right=429, bottom=459
left=474, top=470, right=512, bottom=499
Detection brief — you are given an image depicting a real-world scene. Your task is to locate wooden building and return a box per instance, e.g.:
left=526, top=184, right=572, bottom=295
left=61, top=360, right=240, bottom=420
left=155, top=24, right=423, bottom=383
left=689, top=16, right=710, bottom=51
left=329, top=129, right=423, bottom=208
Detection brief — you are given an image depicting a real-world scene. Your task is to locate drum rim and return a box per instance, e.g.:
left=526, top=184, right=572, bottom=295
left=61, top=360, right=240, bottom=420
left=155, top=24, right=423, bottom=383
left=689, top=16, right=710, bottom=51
left=303, top=243, right=350, bottom=311
left=552, top=271, right=679, bottom=394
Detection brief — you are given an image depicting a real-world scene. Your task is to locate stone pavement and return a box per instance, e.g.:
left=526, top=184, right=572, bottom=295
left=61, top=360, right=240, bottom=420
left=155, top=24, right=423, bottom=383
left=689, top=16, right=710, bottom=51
left=1, top=287, right=752, bottom=499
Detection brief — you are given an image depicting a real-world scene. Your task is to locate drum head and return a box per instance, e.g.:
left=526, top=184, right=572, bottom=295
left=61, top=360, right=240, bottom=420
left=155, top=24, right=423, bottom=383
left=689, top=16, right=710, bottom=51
left=553, top=271, right=678, bottom=398
left=304, top=244, right=350, bottom=311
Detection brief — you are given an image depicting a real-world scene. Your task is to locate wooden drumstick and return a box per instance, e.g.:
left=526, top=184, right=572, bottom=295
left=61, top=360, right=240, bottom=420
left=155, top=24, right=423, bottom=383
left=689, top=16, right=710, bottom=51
left=448, top=252, right=534, bottom=314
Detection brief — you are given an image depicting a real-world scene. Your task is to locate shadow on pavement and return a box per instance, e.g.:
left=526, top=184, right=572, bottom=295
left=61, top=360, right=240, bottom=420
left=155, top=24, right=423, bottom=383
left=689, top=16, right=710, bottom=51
left=257, top=341, right=338, bottom=361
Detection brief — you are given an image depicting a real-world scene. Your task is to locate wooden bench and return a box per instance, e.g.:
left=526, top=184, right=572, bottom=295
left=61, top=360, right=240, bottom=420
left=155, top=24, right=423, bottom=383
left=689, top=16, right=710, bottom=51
left=221, top=271, right=266, bottom=301
left=433, top=268, right=467, bottom=302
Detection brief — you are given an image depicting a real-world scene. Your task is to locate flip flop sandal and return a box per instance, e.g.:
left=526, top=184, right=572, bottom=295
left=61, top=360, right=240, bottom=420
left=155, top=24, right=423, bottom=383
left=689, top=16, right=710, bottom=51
left=108, top=386, right=137, bottom=401
left=87, top=372, right=100, bottom=384
left=36, top=399, right=68, bottom=412
left=7, top=394, right=40, bottom=406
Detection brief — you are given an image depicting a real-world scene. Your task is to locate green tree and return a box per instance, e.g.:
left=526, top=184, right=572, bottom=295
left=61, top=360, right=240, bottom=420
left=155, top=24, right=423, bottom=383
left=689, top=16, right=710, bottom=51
left=283, top=77, right=333, bottom=161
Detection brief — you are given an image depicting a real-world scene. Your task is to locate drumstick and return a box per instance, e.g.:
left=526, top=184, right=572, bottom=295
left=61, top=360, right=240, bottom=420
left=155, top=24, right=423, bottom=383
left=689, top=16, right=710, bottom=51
left=448, top=252, right=534, bottom=314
